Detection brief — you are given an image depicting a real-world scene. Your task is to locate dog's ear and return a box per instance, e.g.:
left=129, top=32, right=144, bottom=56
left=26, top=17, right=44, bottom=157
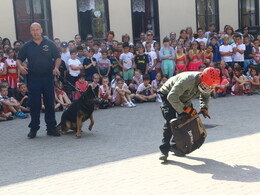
left=94, top=85, right=99, bottom=94
left=86, top=85, right=93, bottom=92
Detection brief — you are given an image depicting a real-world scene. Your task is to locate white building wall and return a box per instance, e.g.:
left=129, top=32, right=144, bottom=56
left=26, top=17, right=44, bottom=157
left=108, top=0, right=133, bottom=42
left=219, top=0, right=239, bottom=31
left=0, top=0, right=16, bottom=43
left=158, top=0, right=197, bottom=42
left=50, top=0, right=79, bottom=41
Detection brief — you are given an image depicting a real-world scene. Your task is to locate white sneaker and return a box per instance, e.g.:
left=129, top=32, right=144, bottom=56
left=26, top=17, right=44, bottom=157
left=130, top=101, right=136, bottom=107
left=124, top=102, right=132, bottom=108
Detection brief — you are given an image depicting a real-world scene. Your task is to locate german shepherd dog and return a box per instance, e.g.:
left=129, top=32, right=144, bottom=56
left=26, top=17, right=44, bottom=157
left=57, top=85, right=99, bottom=138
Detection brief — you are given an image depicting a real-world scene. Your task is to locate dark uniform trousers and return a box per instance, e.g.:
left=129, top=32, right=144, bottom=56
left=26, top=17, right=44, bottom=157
left=27, top=74, right=56, bottom=131
left=159, top=93, right=177, bottom=154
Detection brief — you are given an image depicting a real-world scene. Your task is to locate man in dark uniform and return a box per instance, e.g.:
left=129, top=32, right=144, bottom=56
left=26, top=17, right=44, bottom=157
left=17, top=23, right=61, bottom=138
left=158, top=67, right=220, bottom=160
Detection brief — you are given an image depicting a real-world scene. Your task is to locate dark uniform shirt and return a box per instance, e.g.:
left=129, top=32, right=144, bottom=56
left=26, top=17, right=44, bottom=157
left=17, top=38, right=60, bottom=75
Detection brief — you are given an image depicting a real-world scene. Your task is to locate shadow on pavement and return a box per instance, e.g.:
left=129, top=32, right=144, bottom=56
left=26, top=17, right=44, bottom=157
left=164, top=156, right=260, bottom=183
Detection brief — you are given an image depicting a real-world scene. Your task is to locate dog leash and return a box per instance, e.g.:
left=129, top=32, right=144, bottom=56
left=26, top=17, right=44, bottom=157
left=56, top=75, right=83, bottom=93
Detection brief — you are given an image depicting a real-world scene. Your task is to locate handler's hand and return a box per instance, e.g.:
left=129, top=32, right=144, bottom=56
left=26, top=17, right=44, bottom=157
left=199, top=107, right=211, bottom=119
left=19, top=66, right=28, bottom=75
left=53, top=67, right=60, bottom=76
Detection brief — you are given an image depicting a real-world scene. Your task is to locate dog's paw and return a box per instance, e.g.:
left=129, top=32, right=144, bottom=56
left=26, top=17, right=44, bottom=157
left=88, top=126, right=93, bottom=131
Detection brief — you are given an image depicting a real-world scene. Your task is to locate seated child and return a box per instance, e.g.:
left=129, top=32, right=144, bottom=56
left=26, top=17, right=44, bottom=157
left=55, top=85, right=71, bottom=110
left=16, top=83, right=30, bottom=113
left=0, top=85, right=28, bottom=118
left=151, top=72, right=162, bottom=102
left=214, top=67, right=230, bottom=97
left=0, top=102, right=13, bottom=121
left=99, top=76, right=112, bottom=109
left=112, top=78, right=136, bottom=108
left=75, top=74, right=88, bottom=100
left=134, top=74, right=157, bottom=102
left=111, top=71, right=123, bottom=94
left=0, top=54, right=7, bottom=82
left=159, top=74, right=169, bottom=88
left=248, top=67, right=260, bottom=94
left=151, top=72, right=162, bottom=93
left=89, top=73, right=100, bottom=98
left=232, top=66, right=250, bottom=95
left=129, top=69, right=143, bottom=93
left=198, top=64, right=206, bottom=72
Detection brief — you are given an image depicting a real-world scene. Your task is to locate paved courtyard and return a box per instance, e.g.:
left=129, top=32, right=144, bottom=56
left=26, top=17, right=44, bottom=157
left=0, top=95, right=259, bottom=195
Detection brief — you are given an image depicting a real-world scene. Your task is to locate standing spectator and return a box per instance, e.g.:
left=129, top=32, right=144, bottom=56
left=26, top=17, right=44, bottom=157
left=74, top=34, right=81, bottom=47
left=76, top=46, right=86, bottom=64
left=159, top=37, right=175, bottom=77
left=2, top=38, right=11, bottom=47
left=54, top=38, right=61, bottom=49
left=13, top=41, right=21, bottom=49
left=252, top=39, right=260, bottom=66
left=119, top=42, right=135, bottom=85
left=178, top=29, right=188, bottom=43
left=196, top=28, right=208, bottom=46
left=68, top=49, right=83, bottom=86
left=169, top=32, right=177, bottom=42
left=188, top=41, right=202, bottom=71
left=5, top=48, right=19, bottom=96
left=122, top=34, right=133, bottom=46
left=205, top=23, right=216, bottom=40
left=224, top=25, right=235, bottom=45
left=0, top=53, right=7, bottom=82
left=232, top=34, right=245, bottom=68
left=106, top=31, right=115, bottom=48
left=134, top=45, right=148, bottom=75
left=209, top=37, right=221, bottom=63
left=175, top=44, right=187, bottom=74
left=109, top=49, right=121, bottom=80
left=204, top=45, right=214, bottom=67
left=219, top=35, right=233, bottom=67
left=145, top=42, right=157, bottom=80
left=93, top=42, right=102, bottom=60
left=68, top=40, right=75, bottom=51
left=243, top=35, right=254, bottom=72
left=86, top=37, right=94, bottom=50
left=97, top=50, right=111, bottom=79
left=140, top=32, right=146, bottom=43
left=242, top=26, right=254, bottom=42
left=143, top=30, right=156, bottom=51
left=154, top=42, right=162, bottom=73
left=60, top=42, right=70, bottom=69
left=186, top=27, right=195, bottom=43
left=17, top=22, right=61, bottom=138
left=83, top=48, right=97, bottom=82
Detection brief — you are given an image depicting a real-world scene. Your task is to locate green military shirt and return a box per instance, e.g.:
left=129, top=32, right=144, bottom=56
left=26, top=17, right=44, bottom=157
left=159, top=72, right=210, bottom=114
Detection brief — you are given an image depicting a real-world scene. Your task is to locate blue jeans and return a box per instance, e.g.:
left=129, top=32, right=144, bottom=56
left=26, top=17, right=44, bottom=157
left=149, top=70, right=156, bottom=81
left=27, top=74, right=56, bottom=131
left=244, top=59, right=253, bottom=72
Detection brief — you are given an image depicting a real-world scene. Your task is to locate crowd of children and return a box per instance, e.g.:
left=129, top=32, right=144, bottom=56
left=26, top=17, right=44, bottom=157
left=1, top=24, right=260, bottom=122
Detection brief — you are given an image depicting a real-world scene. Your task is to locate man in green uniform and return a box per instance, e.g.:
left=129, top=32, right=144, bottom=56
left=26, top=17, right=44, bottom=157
left=158, top=67, right=220, bottom=160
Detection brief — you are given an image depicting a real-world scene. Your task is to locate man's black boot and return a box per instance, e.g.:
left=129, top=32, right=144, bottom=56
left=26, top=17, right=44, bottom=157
left=28, top=129, right=37, bottom=139
left=47, top=130, right=60, bottom=136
